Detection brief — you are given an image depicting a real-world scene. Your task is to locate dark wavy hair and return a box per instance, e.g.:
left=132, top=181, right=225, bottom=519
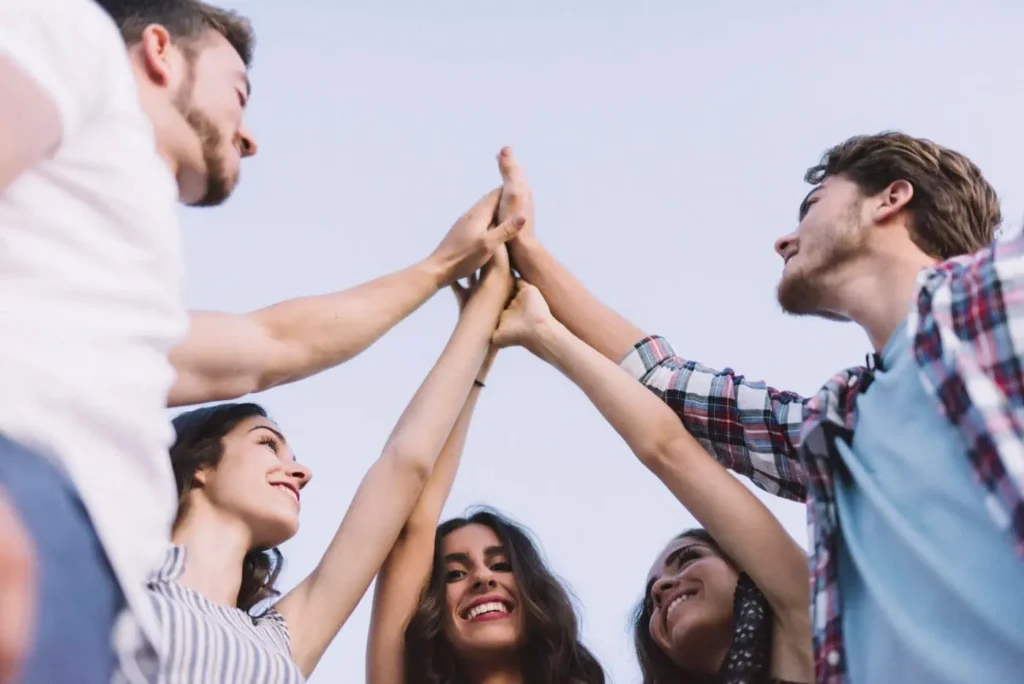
left=170, top=402, right=283, bottom=614
left=631, top=528, right=737, bottom=684
left=404, top=508, right=605, bottom=684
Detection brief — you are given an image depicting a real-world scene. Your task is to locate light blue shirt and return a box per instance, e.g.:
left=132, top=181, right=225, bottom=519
left=834, top=320, right=1024, bottom=683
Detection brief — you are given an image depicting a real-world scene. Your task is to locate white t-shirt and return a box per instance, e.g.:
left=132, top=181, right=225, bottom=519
left=0, top=0, right=187, bottom=654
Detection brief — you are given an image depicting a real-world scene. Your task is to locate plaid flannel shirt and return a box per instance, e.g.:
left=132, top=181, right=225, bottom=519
left=619, top=233, right=1024, bottom=684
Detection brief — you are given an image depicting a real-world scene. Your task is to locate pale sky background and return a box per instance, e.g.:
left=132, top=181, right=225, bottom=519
left=177, top=1, right=1024, bottom=681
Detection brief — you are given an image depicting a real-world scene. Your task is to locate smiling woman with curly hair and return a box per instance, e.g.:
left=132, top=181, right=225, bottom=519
left=366, top=272, right=605, bottom=684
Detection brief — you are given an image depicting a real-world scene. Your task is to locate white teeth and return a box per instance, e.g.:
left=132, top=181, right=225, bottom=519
left=467, top=601, right=509, bottom=620
left=666, top=592, right=696, bottom=618
left=275, top=484, right=298, bottom=502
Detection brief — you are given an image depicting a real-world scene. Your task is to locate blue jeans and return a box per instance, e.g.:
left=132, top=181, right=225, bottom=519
left=0, top=434, right=124, bottom=684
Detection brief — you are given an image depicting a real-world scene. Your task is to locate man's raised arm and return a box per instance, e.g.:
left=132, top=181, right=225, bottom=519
left=168, top=188, right=524, bottom=407
left=498, top=147, right=808, bottom=499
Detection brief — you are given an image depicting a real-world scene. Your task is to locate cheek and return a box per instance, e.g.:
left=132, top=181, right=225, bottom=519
left=707, top=565, right=740, bottom=608
left=648, top=611, right=671, bottom=650
left=192, top=76, right=239, bottom=117
left=218, top=455, right=274, bottom=502
left=498, top=575, right=519, bottom=599
left=213, top=96, right=245, bottom=141
left=442, top=586, right=461, bottom=629
left=203, top=474, right=252, bottom=511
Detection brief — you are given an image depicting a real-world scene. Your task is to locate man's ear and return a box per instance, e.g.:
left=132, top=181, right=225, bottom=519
left=872, top=179, right=913, bottom=225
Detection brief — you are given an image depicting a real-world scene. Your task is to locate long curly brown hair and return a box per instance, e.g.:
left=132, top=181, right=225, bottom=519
left=404, top=508, right=605, bottom=684
left=170, top=402, right=284, bottom=614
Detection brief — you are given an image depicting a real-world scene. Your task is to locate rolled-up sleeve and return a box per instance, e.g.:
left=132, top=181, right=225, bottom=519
left=621, top=336, right=808, bottom=501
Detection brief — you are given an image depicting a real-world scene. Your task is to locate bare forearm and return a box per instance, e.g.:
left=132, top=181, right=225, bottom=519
left=511, top=239, right=645, bottom=362
left=367, top=384, right=485, bottom=684
left=168, top=259, right=447, bottom=407
left=531, top=320, right=808, bottom=615
left=531, top=319, right=678, bottom=457
left=248, top=258, right=446, bottom=388
left=404, top=382, right=482, bottom=532
left=382, top=296, right=500, bottom=467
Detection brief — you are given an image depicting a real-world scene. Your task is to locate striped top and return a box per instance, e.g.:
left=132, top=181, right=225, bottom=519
left=147, top=546, right=305, bottom=684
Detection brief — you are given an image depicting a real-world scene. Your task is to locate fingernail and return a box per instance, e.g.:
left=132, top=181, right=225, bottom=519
left=515, top=215, right=526, bottom=227
left=500, top=147, right=511, bottom=158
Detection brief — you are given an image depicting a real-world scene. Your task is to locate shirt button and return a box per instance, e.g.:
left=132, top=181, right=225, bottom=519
left=827, top=650, right=841, bottom=666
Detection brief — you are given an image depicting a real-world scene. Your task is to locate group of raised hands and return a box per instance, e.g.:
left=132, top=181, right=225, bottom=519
left=442, top=147, right=556, bottom=354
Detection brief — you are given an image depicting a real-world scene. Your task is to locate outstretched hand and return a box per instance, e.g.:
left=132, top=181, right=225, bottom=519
left=431, top=187, right=525, bottom=288
left=496, top=147, right=535, bottom=249
left=450, top=243, right=515, bottom=315
left=492, top=281, right=554, bottom=351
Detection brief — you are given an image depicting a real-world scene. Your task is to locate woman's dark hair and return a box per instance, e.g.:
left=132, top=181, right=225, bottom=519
left=631, top=528, right=736, bottom=684
left=404, top=507, right=605, bottom=684
left=170, top=402, right=283, bottom=614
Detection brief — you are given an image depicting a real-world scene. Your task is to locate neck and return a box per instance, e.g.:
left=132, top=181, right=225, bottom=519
left=130, top=66, right=202, bottom=202
left=677, top=638, right=731, bottom=679
left=133, top=79, right=182, bottom=179
left=463, top=654, right=524, bottom=684
left=171, top=505, right=252, bottom=607
left=831, top=249, right=935, bottom=351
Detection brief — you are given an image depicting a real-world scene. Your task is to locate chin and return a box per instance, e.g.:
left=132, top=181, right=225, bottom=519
left=458, top=635, right=520, bottom=659
left=252, top=516, right=299, bottom=549
left=776, top=272, right=822, bottom=316
left=452, top=622, right=522, bottom=656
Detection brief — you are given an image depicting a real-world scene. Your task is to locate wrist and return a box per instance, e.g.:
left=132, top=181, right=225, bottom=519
left=508, top=236, right=541, bottom=274
left=526, top=317, right=565, bottom=361
left=476, top=347, right=498, bottom=384
left=422, top=253, right=454, bottom=290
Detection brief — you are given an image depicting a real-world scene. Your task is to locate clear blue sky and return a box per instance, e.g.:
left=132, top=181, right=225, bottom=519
left=179, top=1, right=1024, bottom=681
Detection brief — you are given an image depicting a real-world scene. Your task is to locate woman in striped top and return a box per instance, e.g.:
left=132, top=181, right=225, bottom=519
left=148, top=233, right=518, bottom=683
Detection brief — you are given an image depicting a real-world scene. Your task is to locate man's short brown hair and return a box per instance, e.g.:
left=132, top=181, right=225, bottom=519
left=805, top=132, right=1000, bottom=259
left=97, top=0, right=255, bottom=67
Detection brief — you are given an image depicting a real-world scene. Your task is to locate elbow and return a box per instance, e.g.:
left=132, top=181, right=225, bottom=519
left=251, top=370, right=282, bottom=395
left=634, top=423, right=691, bottom=473
left=379, top=444, right=433, bottom=487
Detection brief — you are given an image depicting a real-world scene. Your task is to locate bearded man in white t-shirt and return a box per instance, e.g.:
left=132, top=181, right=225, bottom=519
left=0, top=2, right=520, bottom=682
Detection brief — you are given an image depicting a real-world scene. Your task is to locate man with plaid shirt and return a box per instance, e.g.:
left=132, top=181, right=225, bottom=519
left=494, top=137, right=1024, bottom=682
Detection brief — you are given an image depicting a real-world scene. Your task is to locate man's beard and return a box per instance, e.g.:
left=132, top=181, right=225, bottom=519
left=173, top=74, right=235, bottom=207
left=776, top=207, right=866, bottom=320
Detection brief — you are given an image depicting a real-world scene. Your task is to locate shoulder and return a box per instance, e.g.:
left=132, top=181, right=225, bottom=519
left=919, top=231, right=1024, bottom=299
left=0, top=0, right=132, bottom=134
left=0, top=0, right=127, bottom=69
left=252, top=606, right=295, bottom=653
left=1, top=0, right=124, bottom=40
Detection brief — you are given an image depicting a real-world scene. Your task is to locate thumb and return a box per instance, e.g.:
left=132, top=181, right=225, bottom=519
left=491, top=326, right=514, bottom=349
left=487, top=215, right=526, bottom=248
left=491, top=313, right=516, bottom=349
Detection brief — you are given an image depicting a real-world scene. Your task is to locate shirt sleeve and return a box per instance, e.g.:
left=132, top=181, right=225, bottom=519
left=911, top=230, right=1024, bottom=541
left=0, top=0, right=123, bottom=138
left=620, top=335, right=809, bottom=501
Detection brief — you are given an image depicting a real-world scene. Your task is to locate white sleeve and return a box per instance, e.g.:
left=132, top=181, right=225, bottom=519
left=0, top=0, right=125, bottom=138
